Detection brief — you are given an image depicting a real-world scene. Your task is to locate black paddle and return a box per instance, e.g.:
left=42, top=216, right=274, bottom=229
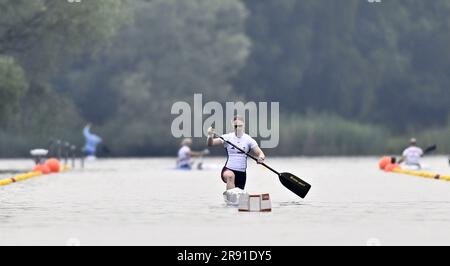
left=423, top=145, right=437, bottom=155
left=214, top=134, right=311, bottom=199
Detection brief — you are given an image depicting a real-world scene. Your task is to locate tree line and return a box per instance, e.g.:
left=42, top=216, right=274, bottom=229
left=1, top=0, right=449, bottom=157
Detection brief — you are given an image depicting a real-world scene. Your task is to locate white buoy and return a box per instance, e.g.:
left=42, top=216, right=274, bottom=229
left=30, top=149, right=49, bottom=165
left=30, top=149, right=48, bottom=157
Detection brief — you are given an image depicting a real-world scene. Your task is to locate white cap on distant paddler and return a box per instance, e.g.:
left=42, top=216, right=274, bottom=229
left=181, top=138, right=192, bottom=146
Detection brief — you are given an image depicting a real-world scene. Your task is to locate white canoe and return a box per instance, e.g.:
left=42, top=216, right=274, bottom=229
left=400, top=163, right=430, bottom=171
left=223, top=188, right=248, bottom=206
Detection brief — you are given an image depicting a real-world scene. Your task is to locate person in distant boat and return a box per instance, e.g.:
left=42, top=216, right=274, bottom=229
left=176, top=138, right=209, bottom=170
left=398, top=138, right=423, bottom=167
left=82, top=123, right=102, bottom=159
left=207, top=116, right=266, bottom=191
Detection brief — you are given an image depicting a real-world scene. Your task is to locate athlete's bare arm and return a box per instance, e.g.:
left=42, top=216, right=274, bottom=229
left=251, top=146, right=266, bottom=164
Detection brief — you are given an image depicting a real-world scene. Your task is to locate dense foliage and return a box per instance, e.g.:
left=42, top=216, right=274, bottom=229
left=1, top=0, right=449, bottom=157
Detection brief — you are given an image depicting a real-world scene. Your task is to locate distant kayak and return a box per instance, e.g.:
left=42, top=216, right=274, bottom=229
left=173, top=163, right=223, bottom=171
left=85, top=156, right=97, bottom=161
left=196, top=163, right=222, bottom=171
left=400, top=163, right=430, bottom=171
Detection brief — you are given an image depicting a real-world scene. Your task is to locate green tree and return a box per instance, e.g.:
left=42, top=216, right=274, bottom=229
left=58, top=0, right=251, bottom=155
left=236, top=0, right=450, bottom=133
left=0, top=0, right=128, bottom=82
left=0, top=56, right=28, bottom=123
left=0, top=0, right=128, bottom=156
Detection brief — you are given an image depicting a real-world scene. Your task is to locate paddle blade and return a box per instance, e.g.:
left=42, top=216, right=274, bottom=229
left=279, top=172, right=311, bottom=198
left=424, top=145, right=437, bottom=154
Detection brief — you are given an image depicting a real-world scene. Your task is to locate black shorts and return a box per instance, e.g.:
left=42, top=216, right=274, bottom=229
left=221, top=167, right=247, bottom=190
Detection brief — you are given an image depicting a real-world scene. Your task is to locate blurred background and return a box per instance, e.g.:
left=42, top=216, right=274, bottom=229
left=1, top=0, right=449, bottom=157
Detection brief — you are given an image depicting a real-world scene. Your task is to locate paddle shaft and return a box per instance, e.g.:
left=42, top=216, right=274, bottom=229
left=214, top=134, right=280, bottom=176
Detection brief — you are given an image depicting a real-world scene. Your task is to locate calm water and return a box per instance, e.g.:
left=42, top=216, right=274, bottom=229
left=1, top=157, right=450, bottom=246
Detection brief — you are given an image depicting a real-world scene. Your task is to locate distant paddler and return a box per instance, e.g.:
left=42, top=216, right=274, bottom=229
left=82, top=123, right=102, bottom=160
left=397, top=138, right=424, bottom=170
left=396, top=138, right=437, bottom=170
left=176, top=138, right=209, bottom=170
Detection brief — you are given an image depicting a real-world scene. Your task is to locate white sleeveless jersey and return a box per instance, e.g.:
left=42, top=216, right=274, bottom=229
left=177, top=146, right=191, bottom=167
left=221, top=133, right=258, bottom=172
left=402, top=146, right=423, bottom=165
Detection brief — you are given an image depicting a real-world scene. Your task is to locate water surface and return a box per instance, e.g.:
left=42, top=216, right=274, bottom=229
left=1, top=157, right=449, bottom=245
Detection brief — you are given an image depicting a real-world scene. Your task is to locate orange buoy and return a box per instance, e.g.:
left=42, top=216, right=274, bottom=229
left=40, top=164, right=51, bottom=174
left=45, top=158, right=60, bottom=173
left=378, top=156, right=392, bottom=170
left=384, top=163, right=400, bottom=172
left=32, top=165, right=42, bottom=173
left=32, top=164, right=51, bottom=174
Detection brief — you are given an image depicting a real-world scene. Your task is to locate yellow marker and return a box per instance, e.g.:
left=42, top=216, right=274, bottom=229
left=0, top=172, right=41, bottom=187
left=392, top=168, right=450, bottom=182
left=0, top=166, right=72, bottom=187
left=61, top=165, right=71, bottom=172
